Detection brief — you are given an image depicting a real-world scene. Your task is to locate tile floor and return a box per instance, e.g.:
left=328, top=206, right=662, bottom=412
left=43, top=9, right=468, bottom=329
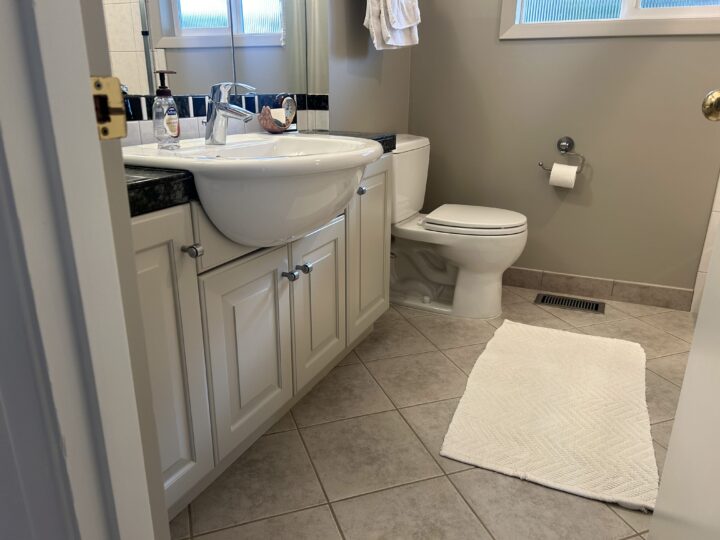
left=171, top=286, right=695, bottom=540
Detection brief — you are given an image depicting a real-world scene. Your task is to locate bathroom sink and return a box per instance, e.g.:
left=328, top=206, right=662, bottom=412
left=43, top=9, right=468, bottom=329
left=123, top=133, right=383, bottom=246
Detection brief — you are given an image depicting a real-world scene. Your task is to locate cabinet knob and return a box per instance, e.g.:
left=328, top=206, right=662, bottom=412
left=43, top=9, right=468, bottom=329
left=282, top=270, right=301, bottom=282
left=181, top=243, right=204, bottom=258
left=295, top=263, right=313, bottom=274
left=357, top=186, right=368, bottom=196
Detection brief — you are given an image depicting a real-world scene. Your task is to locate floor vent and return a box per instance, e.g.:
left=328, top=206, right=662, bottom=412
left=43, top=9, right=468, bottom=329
left=534, top=293, right=606, bottom=314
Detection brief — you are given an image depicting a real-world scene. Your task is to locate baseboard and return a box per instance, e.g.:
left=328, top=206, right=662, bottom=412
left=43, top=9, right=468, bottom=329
left=503, top=267, right=693, bottom=312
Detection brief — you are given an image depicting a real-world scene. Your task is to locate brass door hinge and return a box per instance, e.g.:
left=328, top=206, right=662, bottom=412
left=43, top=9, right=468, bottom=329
left=91, top=76, right=127, bottom=140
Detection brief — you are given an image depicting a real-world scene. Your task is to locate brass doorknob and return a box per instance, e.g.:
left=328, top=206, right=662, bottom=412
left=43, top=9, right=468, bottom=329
left=702, top=90, right=720, bottom=121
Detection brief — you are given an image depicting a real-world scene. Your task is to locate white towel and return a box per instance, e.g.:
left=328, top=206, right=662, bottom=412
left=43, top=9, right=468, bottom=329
left=364, top=0, right=398, bottom=50
left=380, top=1, right=418, bottom=47
left=385, top=0, right=420, bottom=29
left=365, top=0, right=420, bottom=50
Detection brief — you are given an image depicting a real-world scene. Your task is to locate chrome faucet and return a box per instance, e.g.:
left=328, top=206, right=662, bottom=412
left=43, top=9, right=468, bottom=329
left=205, top=82, right=256, bottom=145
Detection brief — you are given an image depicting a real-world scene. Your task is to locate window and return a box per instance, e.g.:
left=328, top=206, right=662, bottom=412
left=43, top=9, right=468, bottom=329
left=501, top=0, right=720, bottom=39
left=153, top=0, right=285, bottom=48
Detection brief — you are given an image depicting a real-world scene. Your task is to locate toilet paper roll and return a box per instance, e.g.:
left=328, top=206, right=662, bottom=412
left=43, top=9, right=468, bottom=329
left=549, top=163, right=578, bottom=189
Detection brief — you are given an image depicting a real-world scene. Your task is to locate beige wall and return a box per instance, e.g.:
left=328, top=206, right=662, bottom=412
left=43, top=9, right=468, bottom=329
left=409, top=0, right=720, bottom=289
left=328, top=0, right=411, bottom=133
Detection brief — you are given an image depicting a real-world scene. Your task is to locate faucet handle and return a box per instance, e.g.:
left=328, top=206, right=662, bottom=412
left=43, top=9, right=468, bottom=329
left=209, top=82, right=257, bottom=103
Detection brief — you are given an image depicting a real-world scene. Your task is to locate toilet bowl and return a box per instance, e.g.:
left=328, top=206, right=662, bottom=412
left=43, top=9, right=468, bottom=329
left=390, top=135, right=527, bottom=319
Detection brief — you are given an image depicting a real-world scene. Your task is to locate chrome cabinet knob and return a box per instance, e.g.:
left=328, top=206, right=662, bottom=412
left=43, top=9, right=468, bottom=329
left=296, top=263, right=313, bottom=274
left=282, top=270, right=301, bottom=282
left=181, top=243, right=204, bottom=258
left=357, top=186, right=368, bottom=196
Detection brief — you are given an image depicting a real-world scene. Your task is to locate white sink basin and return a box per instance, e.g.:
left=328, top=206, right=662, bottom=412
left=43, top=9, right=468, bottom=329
left=123, top=133, right=383, bottom=246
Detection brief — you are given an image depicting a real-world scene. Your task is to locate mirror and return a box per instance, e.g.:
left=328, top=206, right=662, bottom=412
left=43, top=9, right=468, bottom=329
left=102, top=0, right=315, bottom=100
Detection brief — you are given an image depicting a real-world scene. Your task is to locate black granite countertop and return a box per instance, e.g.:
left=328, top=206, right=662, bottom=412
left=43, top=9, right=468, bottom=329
left=126, top=131, right=396, bottom=217
left=126, top=166, right=197, bottom=217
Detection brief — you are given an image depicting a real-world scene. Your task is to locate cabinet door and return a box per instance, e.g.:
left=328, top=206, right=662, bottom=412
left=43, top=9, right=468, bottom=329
left=132, top=206, right=213, bottom=509
left=199, top=247, right=293, bottom=462
left=292, top=216, right=347, bottom=392
left=347, top=156, right=392, bottom=344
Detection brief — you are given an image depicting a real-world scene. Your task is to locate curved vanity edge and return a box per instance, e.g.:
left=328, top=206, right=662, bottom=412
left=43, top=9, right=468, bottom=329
left=126, top=165, right=197, bottom=217
left=300, top=130, right=396, bottom=153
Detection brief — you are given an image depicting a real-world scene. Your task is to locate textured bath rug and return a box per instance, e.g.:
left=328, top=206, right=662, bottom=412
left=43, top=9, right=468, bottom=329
left=441, top=320, right=659, bottom=510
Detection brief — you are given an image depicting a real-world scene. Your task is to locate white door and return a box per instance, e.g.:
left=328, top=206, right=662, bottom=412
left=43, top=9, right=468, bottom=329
left=292, top=216, right=347, bottom=391
left=347, top=157, right=392, bottom=344
left=199, top=247, right=293, bottom=462
left=132, top=206, right=214, bottom=508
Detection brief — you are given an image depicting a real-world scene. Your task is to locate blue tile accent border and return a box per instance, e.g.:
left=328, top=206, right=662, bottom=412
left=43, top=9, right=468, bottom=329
left=124, top=93, right=329, bottom=121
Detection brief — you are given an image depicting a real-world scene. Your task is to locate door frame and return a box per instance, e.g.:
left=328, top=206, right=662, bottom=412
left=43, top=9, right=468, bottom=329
left=1, top=0, right=168, bottom=538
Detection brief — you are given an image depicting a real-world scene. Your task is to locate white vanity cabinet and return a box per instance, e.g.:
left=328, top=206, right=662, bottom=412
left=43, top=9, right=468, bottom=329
left=347, top=155, right=392, bottom=344
left=131, top=206, right=214, bottom=509
left=198, top=246, right=293, bottom=462
left=291, top=216, right=347, bottom=392
left=130, top=153, right=389, bottom=511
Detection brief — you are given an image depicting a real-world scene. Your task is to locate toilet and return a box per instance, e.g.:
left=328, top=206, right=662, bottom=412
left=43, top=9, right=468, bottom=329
left=390, top=135, right=528, bottom=319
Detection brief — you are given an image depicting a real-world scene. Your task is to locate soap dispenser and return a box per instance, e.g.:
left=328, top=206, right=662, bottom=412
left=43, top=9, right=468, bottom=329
left=152, top=70, right=180, bottom=149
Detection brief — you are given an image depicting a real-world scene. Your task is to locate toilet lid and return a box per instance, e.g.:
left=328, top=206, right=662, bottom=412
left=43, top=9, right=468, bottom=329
left=424, top=204, right=527, bottom=235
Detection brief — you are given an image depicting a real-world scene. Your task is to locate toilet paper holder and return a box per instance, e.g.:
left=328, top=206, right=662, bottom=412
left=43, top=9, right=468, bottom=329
left=538, top=136, right=586, bottom=174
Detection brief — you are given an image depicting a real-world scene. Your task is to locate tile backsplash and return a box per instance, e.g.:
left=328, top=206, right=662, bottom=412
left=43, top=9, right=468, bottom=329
left=122, top=93, right=329, bottom=146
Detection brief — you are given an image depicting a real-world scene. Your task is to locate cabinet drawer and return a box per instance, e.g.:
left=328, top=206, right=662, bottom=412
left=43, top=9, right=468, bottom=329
left=191, top=202, right=256, bottom=274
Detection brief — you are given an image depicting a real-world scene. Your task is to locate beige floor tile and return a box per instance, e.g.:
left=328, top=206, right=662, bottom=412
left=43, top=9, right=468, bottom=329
left=539, top=304, right=632, bottom=328
left=442, top=343, right=487, bottom=375
left=332, top=477, right=492, bottom=540
left=581, top=318, right=690, bottom=359
left=651, top=420, right=674, bottom=449
left=503, top=286, right=542, bottom=301
left=646, top=371, right=681, bottom=424
left=300, top=411, right=442, bottom=501
left=609, top=505, right=652, bottom=534
left=502, top=288, right=528, bottom=305
left=399, top=399, right=472, bottom=474
left=337, top=350, right=361, bottom=366
left=646, top=353, right=688, bottom=387
left=169, top=507, right=190, bottom=540
left=265, top=412, right=296, bottom=435
left=355, top=317, right=436, bottom=362
left=655, top=442, right=667, bottom=477
left=378, top=305, right=404, bottom=323
left=606, top=300, right=672, bottom=318
left=487, top=301, right=572, bottom=329
left=190, top=431, right=326, bottom=535
left=640, top=311, right=697, bottom=343
left=408, top=314, right=496, bottom=349
left=199, top=506, right=341, bottom=540
left=365, top=351, right=468, bottom=408
left=450, top=468, right=634, bottom=540
left=292, top=364, right=394, bottom=427
left=393, top=304, right=432, bottom=319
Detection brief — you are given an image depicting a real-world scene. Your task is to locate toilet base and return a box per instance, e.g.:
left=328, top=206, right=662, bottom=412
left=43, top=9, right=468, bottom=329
left=450, top=270, right=502, bottom=319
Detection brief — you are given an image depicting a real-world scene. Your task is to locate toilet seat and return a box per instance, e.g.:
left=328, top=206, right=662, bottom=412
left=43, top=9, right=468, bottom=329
left=423, top=204, right=527, bottom=236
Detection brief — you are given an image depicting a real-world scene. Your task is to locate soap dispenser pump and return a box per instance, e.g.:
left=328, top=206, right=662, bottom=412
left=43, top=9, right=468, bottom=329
left=152, top=70, right=180, bottom=149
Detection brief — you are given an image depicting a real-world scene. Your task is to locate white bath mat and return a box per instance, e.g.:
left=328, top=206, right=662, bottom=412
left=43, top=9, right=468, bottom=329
left=441, top=320, right=659, bottom=510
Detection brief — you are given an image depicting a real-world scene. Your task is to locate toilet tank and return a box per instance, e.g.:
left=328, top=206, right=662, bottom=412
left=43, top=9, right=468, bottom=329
left=391, top=134, right=430, bottom=224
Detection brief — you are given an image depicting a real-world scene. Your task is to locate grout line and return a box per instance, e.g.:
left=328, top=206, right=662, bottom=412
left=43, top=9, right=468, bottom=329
left=645, top=366, right=683, bottom=390
left=191, top=503, right=329, bottom=539
left=607, top=504, right=652, bottom=535
left=359, top=344, right=440, bottom=365
left=294, top=419, right=347, bottom=540
left=445, top=472, right=499, bottom=540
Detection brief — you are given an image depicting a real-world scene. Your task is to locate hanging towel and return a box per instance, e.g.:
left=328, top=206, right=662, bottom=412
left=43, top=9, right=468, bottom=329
left=385, top=0, right=421, bottom=29
left=380, top=0, right=418, bottom=48
left=364, top=0, right=399, bottom=50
